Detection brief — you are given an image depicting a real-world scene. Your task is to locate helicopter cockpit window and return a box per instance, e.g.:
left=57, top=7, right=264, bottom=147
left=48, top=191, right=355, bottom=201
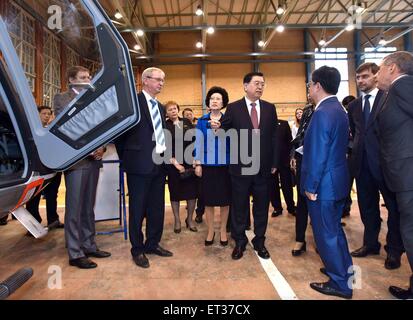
left=0, top=90, right=25, bottom=186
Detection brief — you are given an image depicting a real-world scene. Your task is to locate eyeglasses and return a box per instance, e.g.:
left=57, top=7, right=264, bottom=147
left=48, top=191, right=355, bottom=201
left=251, top=81, right=266, bottom=88
left=306, top=81, right=314, bottom=89
left=146, top=76, right=165, bottom=83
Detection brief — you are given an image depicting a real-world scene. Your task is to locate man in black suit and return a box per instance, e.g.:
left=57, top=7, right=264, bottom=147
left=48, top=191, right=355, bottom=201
left=348, top=62, right=404, bottom=270
left=269, top=119, right=295, bottom=217
left=212, top=72, right=278, bottom=260
left=116, top=67, right=172, bottom=269
left=376, top=51, right=413, bottom=299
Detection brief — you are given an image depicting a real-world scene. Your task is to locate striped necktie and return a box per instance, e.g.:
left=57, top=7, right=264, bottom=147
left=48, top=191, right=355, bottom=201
left=149, top=99, right=166, bottom=154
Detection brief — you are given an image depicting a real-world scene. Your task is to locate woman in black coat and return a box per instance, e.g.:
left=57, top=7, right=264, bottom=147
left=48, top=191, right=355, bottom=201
left=165, top=101, right=198, bottom=233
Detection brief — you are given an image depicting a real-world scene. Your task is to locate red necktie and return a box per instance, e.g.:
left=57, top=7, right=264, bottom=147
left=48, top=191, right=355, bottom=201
left=250, top=102, right=259, bottom=129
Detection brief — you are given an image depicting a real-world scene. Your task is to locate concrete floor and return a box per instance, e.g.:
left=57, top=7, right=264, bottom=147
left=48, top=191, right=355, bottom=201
left=0, top=201, right=411, bottom=300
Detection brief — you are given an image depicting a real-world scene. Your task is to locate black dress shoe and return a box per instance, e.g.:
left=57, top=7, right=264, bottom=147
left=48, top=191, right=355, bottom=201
left=271, top=209, right=283, bottom=217
left=0, top=216, right=9, bottom=225
left=174, top=227, right=181, bottom=234
left=310, top=282, right=352, bottom=299
left=287, top=207, right=296, bottom=216
left=385, top=255, right=401, bottom=270
left=292, top=242, right=306, bottom=256
left=389, top=286, right=413, bottom=299
left=195, top=215, right=203, bottom=224
left=205, top=233, right=215, bottom=246
left=86, top=249, right=111, bottom=258
left=351, top=245, right=380, bottom=257
left=231, top=246, right=245, bottom=260
left=133, top=253, right=149, bottom=268
left=146, top=245, right=173, bottom=257
left=69, top=257, right=97, bottom=269
left=254, top=246, right=270, bottom=259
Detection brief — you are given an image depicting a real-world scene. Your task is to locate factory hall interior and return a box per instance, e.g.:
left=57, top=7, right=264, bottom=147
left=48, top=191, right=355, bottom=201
left=1, top=0, right=413, bottom=301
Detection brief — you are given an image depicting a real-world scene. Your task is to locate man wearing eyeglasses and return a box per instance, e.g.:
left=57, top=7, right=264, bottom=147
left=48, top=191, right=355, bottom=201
left=115, top=67, right=172, bottom=269
left=302, top=66, right=353, bottom=299
left=211, top=72, right=279, bottom=261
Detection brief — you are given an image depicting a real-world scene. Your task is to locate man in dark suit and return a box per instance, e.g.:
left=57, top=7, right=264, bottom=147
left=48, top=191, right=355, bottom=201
left=115, top=67, right=172, bottom=269
left=212, top=72, right=278, bottom=260
left=376, top=51, right=413, bottom=299
left=53, top=66, right=110, bottom=269
left=348, top=62, right=404, bottom=269
left=302, top=66, right=353, bottom=299
left=269, top=119, right=295, bottom=217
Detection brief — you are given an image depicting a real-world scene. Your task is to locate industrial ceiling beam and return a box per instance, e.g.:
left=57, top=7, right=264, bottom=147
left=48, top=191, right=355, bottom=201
left=119, top=22, right=413, bottom=33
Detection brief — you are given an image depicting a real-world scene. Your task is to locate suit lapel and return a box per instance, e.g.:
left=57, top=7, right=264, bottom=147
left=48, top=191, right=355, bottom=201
left=376, top=91, right=390, bottom=115
left=138, top=92, right=152, bottom=125
left=367, top=90, right=384, bottom=128
left=259, top=100, right=266, bottom=130
left=353, top=98, right=364, bottom=130
left=240, top=99, right=253, bottom=129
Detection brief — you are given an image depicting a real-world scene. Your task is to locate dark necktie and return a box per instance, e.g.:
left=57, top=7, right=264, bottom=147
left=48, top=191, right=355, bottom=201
left=250, top=102, right=259, bottom=129
left=363, top=94, right=371, bottom=125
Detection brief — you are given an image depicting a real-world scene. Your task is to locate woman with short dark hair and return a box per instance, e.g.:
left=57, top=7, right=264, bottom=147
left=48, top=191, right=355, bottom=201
left=194, top=86, right=231, bottom=246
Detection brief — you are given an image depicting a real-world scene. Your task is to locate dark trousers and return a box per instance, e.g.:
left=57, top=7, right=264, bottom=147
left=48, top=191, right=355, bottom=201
left=307, top=198, right=353, bottom=294
left=295, top=155, right=309, bottom=242
left=127, top=172, right=166, bottom=257
left=26, top=172, right=62, bottom=224
left=356, top=156, right=404, bottom=256
left=395, top=191, right=413, bottom=273
left=230, top=174, right=269, bottom=249
left=269, top=165, right=295, bottom=212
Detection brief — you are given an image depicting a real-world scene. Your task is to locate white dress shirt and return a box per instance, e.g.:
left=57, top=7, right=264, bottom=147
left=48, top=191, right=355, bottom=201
left=361, top=87, right=379, bottom=113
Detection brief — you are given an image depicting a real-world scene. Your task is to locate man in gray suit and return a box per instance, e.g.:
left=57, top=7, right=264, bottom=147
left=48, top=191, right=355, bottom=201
left=53, top=66, right=110, bottom=269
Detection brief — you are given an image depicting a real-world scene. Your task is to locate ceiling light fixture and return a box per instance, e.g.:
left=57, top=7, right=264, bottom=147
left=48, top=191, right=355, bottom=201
left=196, top=41, right=203, bottom=48
left=134, top=44, right=141, bottom=51
left=276, top=5, right=285, bottom=15
left=207, top=26, right=215, bottom=34
left=345, top=23, right=355, bottom=31
left=318, top=38, right=326, bottom=46
left=379, top=37, right=387, bottom=46
left=114, top=10, right=123, bottom=20
left=136, top=29, right=144, bottom=37
left=276, top=24, right=285, bottom=33
left=258, top=40, right=265, bottom=47
left=195, top=5, right=203, bottom=16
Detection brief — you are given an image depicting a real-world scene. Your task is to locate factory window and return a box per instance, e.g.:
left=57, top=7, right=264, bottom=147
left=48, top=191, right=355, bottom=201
left=363, top=47, right=397, bottom=65
left=42, top=29, right=61, bottom=107
left=315, top=48, right=349, bottom=102
left=5, top=2, right=36, bottom=93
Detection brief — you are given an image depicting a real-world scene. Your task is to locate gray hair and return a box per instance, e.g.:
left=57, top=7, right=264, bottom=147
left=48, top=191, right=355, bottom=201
left=142, top=67, right=165, bottom=79
left=383, top=51, right=413, bottom=75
